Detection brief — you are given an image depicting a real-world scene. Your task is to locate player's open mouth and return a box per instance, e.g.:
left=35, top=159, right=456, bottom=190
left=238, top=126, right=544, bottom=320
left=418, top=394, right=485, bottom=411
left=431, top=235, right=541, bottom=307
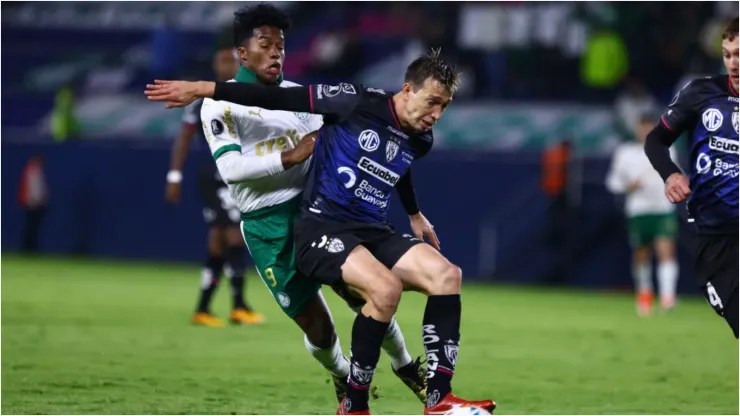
left=266, top=63, right=281, bottom=75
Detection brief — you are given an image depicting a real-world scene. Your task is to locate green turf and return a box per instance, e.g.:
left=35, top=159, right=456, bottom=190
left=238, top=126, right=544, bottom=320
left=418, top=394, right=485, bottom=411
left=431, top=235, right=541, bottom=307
left=1, top=255, right=737, bottom=415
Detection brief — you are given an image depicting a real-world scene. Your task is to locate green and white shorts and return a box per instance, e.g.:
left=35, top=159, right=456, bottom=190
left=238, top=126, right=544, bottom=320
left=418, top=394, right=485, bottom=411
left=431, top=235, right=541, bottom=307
left=240, top=196, right=321, bottom=318
left=628, top=213, right=678, bottom=247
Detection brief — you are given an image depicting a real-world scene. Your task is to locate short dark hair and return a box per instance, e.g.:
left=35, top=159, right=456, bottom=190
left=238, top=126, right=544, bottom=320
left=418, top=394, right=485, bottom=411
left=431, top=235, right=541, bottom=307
left=722, top=17, right=738, bottom=41
left=404, top=48, right=462, bottom=93
left=233, top=3, right=291, bottom=47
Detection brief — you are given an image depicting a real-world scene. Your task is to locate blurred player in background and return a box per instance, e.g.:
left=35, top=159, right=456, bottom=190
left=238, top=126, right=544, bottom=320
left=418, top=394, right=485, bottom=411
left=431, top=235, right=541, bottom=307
left=644, top=18, right=739, bottom=338
left=158, top=4, right=428, bottom=404
left=18, top=154, right=48, bottom=254
left=607, top=112, right=680, bottom=316
left=166, top=45, right=265, bottom=327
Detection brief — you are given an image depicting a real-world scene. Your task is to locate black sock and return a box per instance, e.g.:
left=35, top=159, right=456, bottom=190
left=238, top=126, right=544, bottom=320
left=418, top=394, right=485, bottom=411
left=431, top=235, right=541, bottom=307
left=422, top=294, right=461, bottom=406
left=196, top=255, right=224, bottom=313
left=225, top=245, right=248, bottom=309
left=345, top=314, right=390, bottom=412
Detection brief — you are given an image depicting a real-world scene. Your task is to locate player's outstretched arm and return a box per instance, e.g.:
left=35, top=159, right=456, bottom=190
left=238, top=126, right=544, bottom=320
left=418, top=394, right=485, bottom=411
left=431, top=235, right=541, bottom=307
left=146, top=80, right=357, bottom=120
left=147, top=80, right=310, bottom=113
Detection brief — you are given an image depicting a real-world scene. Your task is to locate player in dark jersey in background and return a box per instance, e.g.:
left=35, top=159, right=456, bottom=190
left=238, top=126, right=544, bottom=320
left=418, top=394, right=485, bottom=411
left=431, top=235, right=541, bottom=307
left=165, top=46, right=265, bottom=327
left=146, top=48, right=496, bottom=415
left=644, top=18, right=738, bottom=339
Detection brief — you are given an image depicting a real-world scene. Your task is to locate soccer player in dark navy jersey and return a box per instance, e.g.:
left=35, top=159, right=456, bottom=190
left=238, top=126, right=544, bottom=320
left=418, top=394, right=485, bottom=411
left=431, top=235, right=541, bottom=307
left=644, top=18, right=739, bottom=339
left=146, top=49, right=496, bottom=414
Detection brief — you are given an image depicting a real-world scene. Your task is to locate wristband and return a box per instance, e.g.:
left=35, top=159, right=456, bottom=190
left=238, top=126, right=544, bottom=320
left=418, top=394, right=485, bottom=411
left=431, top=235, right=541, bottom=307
left=167, top=170, right=183, bottom=184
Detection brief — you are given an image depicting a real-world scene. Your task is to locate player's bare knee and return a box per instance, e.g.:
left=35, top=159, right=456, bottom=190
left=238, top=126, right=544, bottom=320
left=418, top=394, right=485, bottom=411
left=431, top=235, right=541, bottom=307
left=369, top=277, right=402, bottom=317
left=427, top=261, right=462, bottom=295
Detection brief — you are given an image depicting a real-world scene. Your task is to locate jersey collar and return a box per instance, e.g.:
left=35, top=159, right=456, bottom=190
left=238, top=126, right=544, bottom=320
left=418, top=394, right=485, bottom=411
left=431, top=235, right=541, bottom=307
left=234, top=66, right=284, bottom=85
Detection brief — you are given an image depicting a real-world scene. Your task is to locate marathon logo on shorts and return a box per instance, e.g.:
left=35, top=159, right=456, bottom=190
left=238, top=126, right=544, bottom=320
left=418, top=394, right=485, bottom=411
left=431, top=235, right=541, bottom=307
left=358, top=157, right=400, bottom=186
left=709, top=136, right=739, bottom=154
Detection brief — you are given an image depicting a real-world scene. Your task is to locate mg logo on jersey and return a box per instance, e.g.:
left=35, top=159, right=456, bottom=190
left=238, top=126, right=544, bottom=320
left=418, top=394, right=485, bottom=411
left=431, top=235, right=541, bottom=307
left=708, top=136, right=739, bottom=154
left=733, top=112, right=738, bottom=134
left=385, top=141, right=399, bottom=162
left=358, top=129, right=380, bottom=152
left=702, top=108, right=724, bottom=132
left=358, top=157, right=400, bottom=186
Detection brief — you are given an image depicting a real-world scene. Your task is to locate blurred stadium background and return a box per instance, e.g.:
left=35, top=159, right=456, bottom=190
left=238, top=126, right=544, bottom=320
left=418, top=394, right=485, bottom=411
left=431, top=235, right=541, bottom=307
left=2, top=1, right=738, bottom=415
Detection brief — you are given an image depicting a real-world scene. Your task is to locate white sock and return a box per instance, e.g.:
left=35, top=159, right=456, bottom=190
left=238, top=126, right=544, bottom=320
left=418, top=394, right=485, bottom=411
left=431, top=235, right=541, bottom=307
left=304, top=334, right=349, bottom=378
left=350, top=305, right=413, bottom=370
left=657, top=260, right=678, bottom=300
left=634, top=263, right=652, bottom=293
left=382, top=317, right=413, bottom=370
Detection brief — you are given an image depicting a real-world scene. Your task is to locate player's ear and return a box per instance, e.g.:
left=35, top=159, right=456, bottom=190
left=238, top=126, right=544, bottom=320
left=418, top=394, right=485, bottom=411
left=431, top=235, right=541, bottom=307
left=401, top=83, right=414, bottom=96
left=237, top=46, right=248, bottom=63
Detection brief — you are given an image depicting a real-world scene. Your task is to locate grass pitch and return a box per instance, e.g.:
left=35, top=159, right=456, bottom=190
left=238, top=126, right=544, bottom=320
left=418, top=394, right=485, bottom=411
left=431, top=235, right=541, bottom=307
left=1, top=255, right=737, bottom=414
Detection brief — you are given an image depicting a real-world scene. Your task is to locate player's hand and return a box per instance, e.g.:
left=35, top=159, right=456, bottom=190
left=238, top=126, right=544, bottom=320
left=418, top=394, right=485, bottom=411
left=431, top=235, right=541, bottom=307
left=665, top=173, right=691, bottom=203
left=165, top=182, right=182, bottom=204
left=282, top=131, right=317, bottom=169
left=410, top=212, right=441, bottom=251
left=145, top=80, right=215, bottom=108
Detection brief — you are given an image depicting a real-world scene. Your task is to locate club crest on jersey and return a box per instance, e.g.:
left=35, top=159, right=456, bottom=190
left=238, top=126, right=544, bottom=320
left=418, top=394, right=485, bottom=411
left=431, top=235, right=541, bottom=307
left=702, top=108, right=723, bottom=132
left=733, top=112, right=738, bottom=134
left=294, top=112, right=310, bottom=121
left=211, top=119, right=224, bottom=135
left=358, top=129, right=380, bottom=152
left=385, top=140, right=399, bottom=162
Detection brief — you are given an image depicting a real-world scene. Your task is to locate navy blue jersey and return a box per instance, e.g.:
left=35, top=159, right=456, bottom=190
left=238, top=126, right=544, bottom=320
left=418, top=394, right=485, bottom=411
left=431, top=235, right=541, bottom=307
left=661, top=75, right=739, bottom=234
left=303, top=83, right=433, bottom=224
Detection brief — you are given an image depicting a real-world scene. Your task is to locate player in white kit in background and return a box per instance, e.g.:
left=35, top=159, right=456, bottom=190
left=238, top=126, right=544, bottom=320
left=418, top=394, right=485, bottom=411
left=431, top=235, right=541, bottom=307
left=607, top=112, right=681, bottom=316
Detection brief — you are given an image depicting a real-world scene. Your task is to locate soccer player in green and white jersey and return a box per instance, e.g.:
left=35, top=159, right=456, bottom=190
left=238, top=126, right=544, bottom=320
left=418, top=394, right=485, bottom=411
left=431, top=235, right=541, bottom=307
left=197, top=4, right=427, bottom=403
left=606, top=112, right=680, bottom=316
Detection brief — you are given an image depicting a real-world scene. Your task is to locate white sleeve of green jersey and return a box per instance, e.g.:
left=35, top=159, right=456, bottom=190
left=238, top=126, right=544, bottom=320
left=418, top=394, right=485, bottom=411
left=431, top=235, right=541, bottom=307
left=200, top=99, right=284, bottom=183
left=605, top=146, right=628, bottom=194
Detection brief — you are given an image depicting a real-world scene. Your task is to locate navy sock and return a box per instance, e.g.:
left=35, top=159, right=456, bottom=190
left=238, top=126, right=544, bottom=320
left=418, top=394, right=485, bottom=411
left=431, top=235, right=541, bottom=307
left=423, top=294, right=461, bottom=406
left=344, top=314, right=389, bottom=412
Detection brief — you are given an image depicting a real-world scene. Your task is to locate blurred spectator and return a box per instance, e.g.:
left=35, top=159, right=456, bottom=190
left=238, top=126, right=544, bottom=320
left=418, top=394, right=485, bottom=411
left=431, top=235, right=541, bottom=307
left=18, top=155, right=49, bottom=253
left=541, top=139, right=574, bottom=285
left=580, top=24, right=628, bottom=91
left=50, top=84, right=80, bottom=142
left=542, top=139, right=573, bottom=245
left=614, top=75, right=658, bottom=135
